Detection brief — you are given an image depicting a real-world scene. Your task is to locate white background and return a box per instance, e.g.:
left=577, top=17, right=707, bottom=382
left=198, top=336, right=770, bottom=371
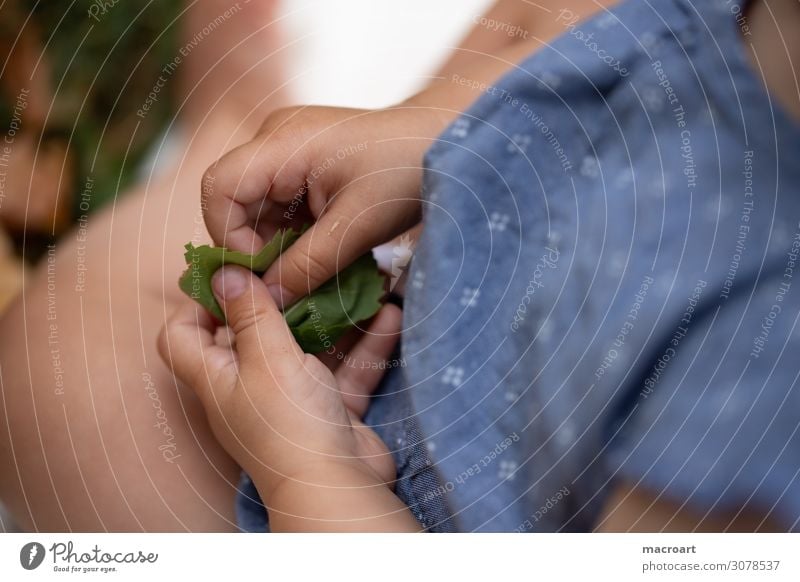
left=1, top=533, right=797, bottom=580
left=281, top=0, right=495, bottom=108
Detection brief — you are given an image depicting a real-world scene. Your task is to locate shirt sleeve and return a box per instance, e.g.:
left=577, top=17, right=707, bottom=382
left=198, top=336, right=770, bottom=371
left=608, top=272, right=800, bottom=530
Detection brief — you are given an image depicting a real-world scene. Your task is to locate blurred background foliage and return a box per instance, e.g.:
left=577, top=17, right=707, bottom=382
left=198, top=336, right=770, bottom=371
left=0, top=0, right=182, bottom=222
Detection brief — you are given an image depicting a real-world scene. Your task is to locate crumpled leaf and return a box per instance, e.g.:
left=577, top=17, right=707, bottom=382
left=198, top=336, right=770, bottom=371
left=179, top=229, right=301, bottom=321
left=178, top=229, right=385, bottom=354
left=282, top=253, right=386, bottom=353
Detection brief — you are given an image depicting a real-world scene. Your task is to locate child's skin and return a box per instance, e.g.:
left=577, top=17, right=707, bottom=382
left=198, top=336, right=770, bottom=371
left=0, top=0, right=609, bottom=532
left=161, top=0, right=621, bottom=531
left=162, top=0, right=800, bottom=532
left=0, top=1, right=289, bottom=531
left=160, top=271, right=421, bottom=530
left=1, top=0, right=793, bottom=533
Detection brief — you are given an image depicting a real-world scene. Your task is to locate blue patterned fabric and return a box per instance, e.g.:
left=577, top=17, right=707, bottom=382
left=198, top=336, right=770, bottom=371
left=237, top=0, right=800, bottom=532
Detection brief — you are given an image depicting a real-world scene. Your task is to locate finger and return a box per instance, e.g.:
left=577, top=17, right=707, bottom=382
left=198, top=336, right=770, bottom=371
left=262, top=189, right=415, bottom=307
left=347, top=413, right=398, bottom=487
left=316, top=326, right=361, bottom=372
left=335, top=304, right=402, bottom=417
left=211, top=265, right=304, bottom=374
left=253, top=189, right=315, bottom=246
left=158, top=300, right=237, bottom=406
left=202, top=115, right=311, bottom=253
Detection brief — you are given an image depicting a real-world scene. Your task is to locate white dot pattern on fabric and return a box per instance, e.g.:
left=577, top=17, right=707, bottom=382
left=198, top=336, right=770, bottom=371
left=580, top=155, right=600, bottom=178
left=596, top=12, right=619, bottom=29
left=412, top=270, right=426, bottom=290
left=538, top=319, right=554, bottom=342
left=460, top=287, right=480, bottom=308
left=498, top=460, right=518, bottom=481
left=489, top=212, right=511, bottom=231
left=714, top=0, right=731, bottom=13
left=507, top=133, right=532, bottom=154
left=536, top=71, right=562, bottom=90
left=442, top=366, right=465, bottom=387
left=451, top=118, right=471, bottom=139
left=555, top=422, right=577, bottom=448
left=639, top=31, right=661, bottom=52
left=610, top=252, right=627, bottom=275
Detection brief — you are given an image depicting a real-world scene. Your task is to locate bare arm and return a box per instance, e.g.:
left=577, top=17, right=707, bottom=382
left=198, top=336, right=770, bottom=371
left=259, top=463, right=422, bottom=532
left=596, top=481, right=781, bottom=532
left=417, top=0, right=616, bottom=113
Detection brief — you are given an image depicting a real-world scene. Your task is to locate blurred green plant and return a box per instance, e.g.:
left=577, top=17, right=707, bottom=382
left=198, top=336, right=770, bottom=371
left=1, top=1, right=183, bottom=213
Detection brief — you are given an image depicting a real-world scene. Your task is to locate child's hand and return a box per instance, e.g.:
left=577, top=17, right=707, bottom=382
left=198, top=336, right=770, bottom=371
left=202, top=104, right=452, bottom=308
left=158, top=264, right=402, bottom=506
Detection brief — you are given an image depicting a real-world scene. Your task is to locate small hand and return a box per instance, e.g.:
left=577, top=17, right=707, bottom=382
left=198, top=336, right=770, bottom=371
left=201, top=104, right=451, bottom=308
left=158, top=265, right=402, bottom=504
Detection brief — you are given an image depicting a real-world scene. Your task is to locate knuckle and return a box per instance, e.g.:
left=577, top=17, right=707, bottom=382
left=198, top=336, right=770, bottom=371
left=228, top=298, right=274, bottom=337
left=200, top=167, right=220, bottom=210
left=258, top=105, right=307, bottom=135
left=341, top=211, right=375, bottom=246
left=283, top=246, right=331, bottom=293
left=160, top=309, right=185, bottom=351
left=201, top=166, right=217, bottom=193
left=156, top=324, right=170, bottom=362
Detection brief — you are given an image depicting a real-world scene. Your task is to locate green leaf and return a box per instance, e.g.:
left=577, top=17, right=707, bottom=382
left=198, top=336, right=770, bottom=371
left=179, top=229, right=301, bottom=322
left=178, top=229, right=386, bottom=354
left=282, top=253, right=386, bottom=353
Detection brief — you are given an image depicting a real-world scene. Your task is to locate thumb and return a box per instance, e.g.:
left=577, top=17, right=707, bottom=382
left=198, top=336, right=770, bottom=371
left=212, top=266, right=302, bottom=361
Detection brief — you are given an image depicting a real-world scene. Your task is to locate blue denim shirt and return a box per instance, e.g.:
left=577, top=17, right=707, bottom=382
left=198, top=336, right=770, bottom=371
left=238, top=0, right=800, bottom=532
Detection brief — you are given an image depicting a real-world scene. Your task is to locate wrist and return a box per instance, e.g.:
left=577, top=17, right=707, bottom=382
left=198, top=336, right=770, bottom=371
left=254, top=459, right=422, bottom=532
left=397, top=90, right=461, bottom=130
left=252, top=457, right=384, bottom=509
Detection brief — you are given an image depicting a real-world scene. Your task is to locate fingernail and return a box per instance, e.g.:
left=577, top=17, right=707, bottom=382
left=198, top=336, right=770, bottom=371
left=267, top=284, right=290, bottom=308
left=212, top=267, right=248, bottom=302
